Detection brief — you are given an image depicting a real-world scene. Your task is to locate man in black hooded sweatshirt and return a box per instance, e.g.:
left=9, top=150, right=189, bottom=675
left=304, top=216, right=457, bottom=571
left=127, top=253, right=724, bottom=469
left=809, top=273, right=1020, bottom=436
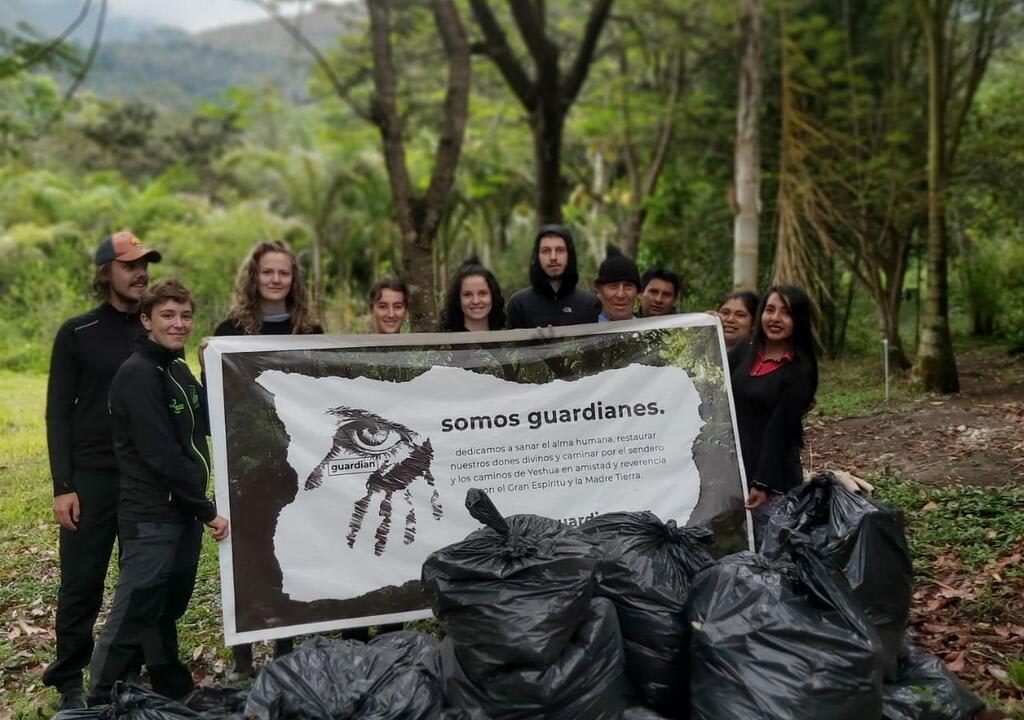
left=505, top=224, right=601, bottom=328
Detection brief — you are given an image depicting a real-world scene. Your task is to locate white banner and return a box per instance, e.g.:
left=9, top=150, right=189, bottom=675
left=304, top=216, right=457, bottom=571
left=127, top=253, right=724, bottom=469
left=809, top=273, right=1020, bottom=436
left=206, top=315, right=751, bottom=644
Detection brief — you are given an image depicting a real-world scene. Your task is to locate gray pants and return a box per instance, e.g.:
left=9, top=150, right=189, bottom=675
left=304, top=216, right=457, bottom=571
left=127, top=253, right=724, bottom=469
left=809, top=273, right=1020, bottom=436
left=88, top=520, right=202, bottom=704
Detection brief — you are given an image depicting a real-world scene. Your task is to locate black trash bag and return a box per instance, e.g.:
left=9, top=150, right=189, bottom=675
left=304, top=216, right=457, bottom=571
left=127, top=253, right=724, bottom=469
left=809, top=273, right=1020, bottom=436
left=439, top=711, right=491, bottom=720
left=431, top=597, right=627, bottom=720
left=110, top=683, right=201, bottom=719
left=184, top=686, right=248, bottom=719
left=422, top=489, right=601, bottom=679
left=368, top=630, right=438, bottom=665
left=882, top=642, right=985, bottom=720
left=761, top=472, right=913, bottom=676
left=244, top=635, right=443, bottom=720
left=53, top=708, right=114, bottom=720
left=580, top=512, right=715, bottom=718
left=624, top=707, right=671, bottom=720
left=687, top=540, right=885, bottom=720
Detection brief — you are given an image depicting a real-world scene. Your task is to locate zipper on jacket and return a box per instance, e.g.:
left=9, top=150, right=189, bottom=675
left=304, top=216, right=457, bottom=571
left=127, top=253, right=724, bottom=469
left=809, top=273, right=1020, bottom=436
left=169, top=361, right=211, bottom=485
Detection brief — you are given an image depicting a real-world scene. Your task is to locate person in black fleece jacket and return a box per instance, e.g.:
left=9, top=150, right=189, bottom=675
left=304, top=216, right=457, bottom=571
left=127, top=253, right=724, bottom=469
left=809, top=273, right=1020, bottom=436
left=729, top=285, right=818, bottom=549
left=505, top=224, right=601, bottom=328
left=88, top=279, right=228, bottom=705
left=43, top=231, right=160, bottom=709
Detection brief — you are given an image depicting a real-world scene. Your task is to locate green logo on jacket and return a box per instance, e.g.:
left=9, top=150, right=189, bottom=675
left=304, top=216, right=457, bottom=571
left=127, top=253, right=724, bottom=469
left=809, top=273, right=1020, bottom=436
left=169, top=398, right=185, bottom=414
left=189, top=386, right=200, bottom=407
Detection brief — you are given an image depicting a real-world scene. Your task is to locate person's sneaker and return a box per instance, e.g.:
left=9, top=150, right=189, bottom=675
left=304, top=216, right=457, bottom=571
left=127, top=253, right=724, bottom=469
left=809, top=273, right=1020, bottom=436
left=59, top=685, right=87, bottom=710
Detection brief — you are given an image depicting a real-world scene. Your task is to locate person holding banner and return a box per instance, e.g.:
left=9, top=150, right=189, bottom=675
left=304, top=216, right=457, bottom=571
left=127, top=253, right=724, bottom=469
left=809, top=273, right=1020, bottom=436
left=505, top=224, right=600, bottom=328
left=729, top=285, right=818, bottom=548
left=639, top=266, right=681, bottom=317
left=88, top=279, right=228, bottom=705
left=369, top=278, right=409, bottom=334
left=440, top=259, right=506, bottom=331
left=717, top=291, right=759, bottom=349
left=211, top=240, right=322, bottom=678
left=595, top=247, right=641, bottom=322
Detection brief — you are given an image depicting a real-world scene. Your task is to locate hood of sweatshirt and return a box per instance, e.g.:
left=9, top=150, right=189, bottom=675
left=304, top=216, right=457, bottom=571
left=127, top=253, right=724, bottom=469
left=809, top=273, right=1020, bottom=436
left=529, top=223, right=580, bottom=298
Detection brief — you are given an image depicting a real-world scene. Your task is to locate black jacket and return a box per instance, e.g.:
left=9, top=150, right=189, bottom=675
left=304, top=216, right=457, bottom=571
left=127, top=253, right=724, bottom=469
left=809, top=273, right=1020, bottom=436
left=729, top=342, right=816, bottom=494
left=214, top=316, right=324, bottom=336
left=109, top=338, right=216, bottom=524
left=46, top=303, right=143, bottom=495
left=506, top=224, right=601, bottom=329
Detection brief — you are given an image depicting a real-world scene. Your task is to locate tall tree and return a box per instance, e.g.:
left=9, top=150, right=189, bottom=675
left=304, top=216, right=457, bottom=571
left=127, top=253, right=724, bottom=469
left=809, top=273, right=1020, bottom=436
left=733, top=0, right=763, bottom=291
left=612, top=3, right=689, bottom=259
left=913, top=0, right=1017, bottom=391
left=367, top=0, right=471, bottom=330
left=469, top=0, right=615, bottom=223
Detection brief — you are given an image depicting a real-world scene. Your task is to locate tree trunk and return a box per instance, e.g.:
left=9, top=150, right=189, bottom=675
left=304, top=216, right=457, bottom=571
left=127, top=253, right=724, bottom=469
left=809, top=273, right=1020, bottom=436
left=878, top=290, right=912, bottom=370
left=367, top=0, right=470, bottom=332
left=913, top=1, right=959, bottom=392
left=733, top=0, right=763, bottom=291
left=621, top=210, right=646, bottom=260
left=532, top=103, right=565, bottom=224
left=469, top=0, right=613, bottom=227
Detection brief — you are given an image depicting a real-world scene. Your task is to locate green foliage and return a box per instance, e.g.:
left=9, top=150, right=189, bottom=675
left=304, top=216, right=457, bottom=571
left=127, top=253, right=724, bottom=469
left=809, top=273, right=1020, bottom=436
left=954, top=46, right=1024, bottom=349
left=0, top=72, right=63, bottom=158
left=1007, top=658, right=1024, bottom=691
left=874, top=478, right=1024, bottom=579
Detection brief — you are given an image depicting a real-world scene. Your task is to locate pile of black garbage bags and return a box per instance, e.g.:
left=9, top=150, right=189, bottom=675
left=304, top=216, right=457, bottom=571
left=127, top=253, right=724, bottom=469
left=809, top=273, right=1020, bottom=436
left=62, top=475, right=990, bottom=720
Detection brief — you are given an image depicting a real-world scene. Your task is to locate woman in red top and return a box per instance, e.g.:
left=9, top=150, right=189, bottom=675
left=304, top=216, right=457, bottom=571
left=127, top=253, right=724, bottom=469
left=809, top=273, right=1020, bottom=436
left=728, top=285, right=818, bottom=548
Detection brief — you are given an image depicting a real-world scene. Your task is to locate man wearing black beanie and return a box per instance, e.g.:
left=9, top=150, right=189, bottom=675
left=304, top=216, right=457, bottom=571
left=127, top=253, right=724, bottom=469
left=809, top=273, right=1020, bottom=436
left=506, top=224, right=601, bottom=328
left=595, top=246, right=641, bottom=322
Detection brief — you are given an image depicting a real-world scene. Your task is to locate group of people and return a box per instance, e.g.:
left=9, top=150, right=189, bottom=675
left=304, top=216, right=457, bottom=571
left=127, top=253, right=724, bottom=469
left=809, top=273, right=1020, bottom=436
left=44, top=224, right=817, bottom=710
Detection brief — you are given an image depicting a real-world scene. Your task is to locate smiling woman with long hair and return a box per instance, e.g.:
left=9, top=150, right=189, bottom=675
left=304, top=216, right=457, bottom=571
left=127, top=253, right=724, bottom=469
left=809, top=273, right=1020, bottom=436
left=440, top=260, right=506, bottom=332
left=728, top=285, right=818, bottom=548
left=212, top=240, right=321, bottom=678
left=216, top=241, right=321, bottom=336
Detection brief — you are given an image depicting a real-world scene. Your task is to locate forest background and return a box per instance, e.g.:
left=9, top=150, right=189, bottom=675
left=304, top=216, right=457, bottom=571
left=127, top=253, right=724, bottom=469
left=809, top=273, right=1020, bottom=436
left=0, top=0, right=1022, bottom=369
left=1, top=0, right=1023, bottom=716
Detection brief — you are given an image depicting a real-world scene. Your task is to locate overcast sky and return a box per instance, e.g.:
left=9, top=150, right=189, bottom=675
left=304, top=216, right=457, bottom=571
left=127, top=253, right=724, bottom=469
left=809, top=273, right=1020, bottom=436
left=109, top=0, right=340, bottom=33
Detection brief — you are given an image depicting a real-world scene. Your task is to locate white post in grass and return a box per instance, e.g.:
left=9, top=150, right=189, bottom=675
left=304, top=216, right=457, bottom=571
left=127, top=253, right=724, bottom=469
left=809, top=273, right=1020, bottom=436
left=882, top=337, right=891, bottom=402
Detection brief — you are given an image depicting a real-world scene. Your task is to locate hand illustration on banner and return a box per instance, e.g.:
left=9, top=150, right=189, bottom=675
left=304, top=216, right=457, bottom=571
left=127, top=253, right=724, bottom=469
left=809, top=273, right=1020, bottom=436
left=306, top=406, right=442, bottom=555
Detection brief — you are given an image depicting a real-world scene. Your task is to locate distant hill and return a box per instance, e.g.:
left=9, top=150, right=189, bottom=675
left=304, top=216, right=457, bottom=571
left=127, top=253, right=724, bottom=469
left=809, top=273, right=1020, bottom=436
left=0, top=0, right=166, bottom=43
left=194, top=3, right=363, bottom=57
left=2, top=2, right=365, bottom=107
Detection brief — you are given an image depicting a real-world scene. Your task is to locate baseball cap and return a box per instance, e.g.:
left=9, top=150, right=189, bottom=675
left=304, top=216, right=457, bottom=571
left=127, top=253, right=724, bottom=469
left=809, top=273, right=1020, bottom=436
left=94, top=230, right=162, bottom=266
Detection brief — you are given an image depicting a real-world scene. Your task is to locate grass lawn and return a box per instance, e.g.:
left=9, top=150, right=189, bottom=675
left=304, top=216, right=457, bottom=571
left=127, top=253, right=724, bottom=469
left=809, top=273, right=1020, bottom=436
left=1, top=351, right=1022, bottom=717
left=0, top=370, right=228, bottom=718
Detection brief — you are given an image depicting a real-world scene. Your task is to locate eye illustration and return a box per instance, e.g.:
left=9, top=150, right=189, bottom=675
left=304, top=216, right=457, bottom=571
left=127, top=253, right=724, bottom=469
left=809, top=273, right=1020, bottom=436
left=337, top=416, right=411, bottom=457
left=303, top=405, right=443, bottom=555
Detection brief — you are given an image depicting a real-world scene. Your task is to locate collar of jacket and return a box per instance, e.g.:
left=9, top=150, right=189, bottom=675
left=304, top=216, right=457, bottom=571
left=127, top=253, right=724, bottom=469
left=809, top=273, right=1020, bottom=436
left=99, top=301, right=141, bottom=322
left=133, top=335, right=185, bottom=365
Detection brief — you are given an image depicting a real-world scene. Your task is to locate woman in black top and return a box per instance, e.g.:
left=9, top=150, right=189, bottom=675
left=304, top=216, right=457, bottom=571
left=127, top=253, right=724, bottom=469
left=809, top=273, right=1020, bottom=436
left=214, top=241, right=322, bottom=678
left=729, top=285, right=818, bottom=548
left=440, top=260, right=506, bottom=332
left=215, top=241, right=323, bottom=336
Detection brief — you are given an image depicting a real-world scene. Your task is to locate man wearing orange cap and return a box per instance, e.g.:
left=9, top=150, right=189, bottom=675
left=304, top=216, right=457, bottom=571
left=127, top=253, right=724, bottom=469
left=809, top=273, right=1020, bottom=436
left=43, top=231, right=161, bottom=709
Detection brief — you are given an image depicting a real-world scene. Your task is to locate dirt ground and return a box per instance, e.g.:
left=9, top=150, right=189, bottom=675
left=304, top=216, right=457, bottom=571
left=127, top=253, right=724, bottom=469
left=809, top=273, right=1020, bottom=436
left=807, top=347, right=1024, bottom=485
